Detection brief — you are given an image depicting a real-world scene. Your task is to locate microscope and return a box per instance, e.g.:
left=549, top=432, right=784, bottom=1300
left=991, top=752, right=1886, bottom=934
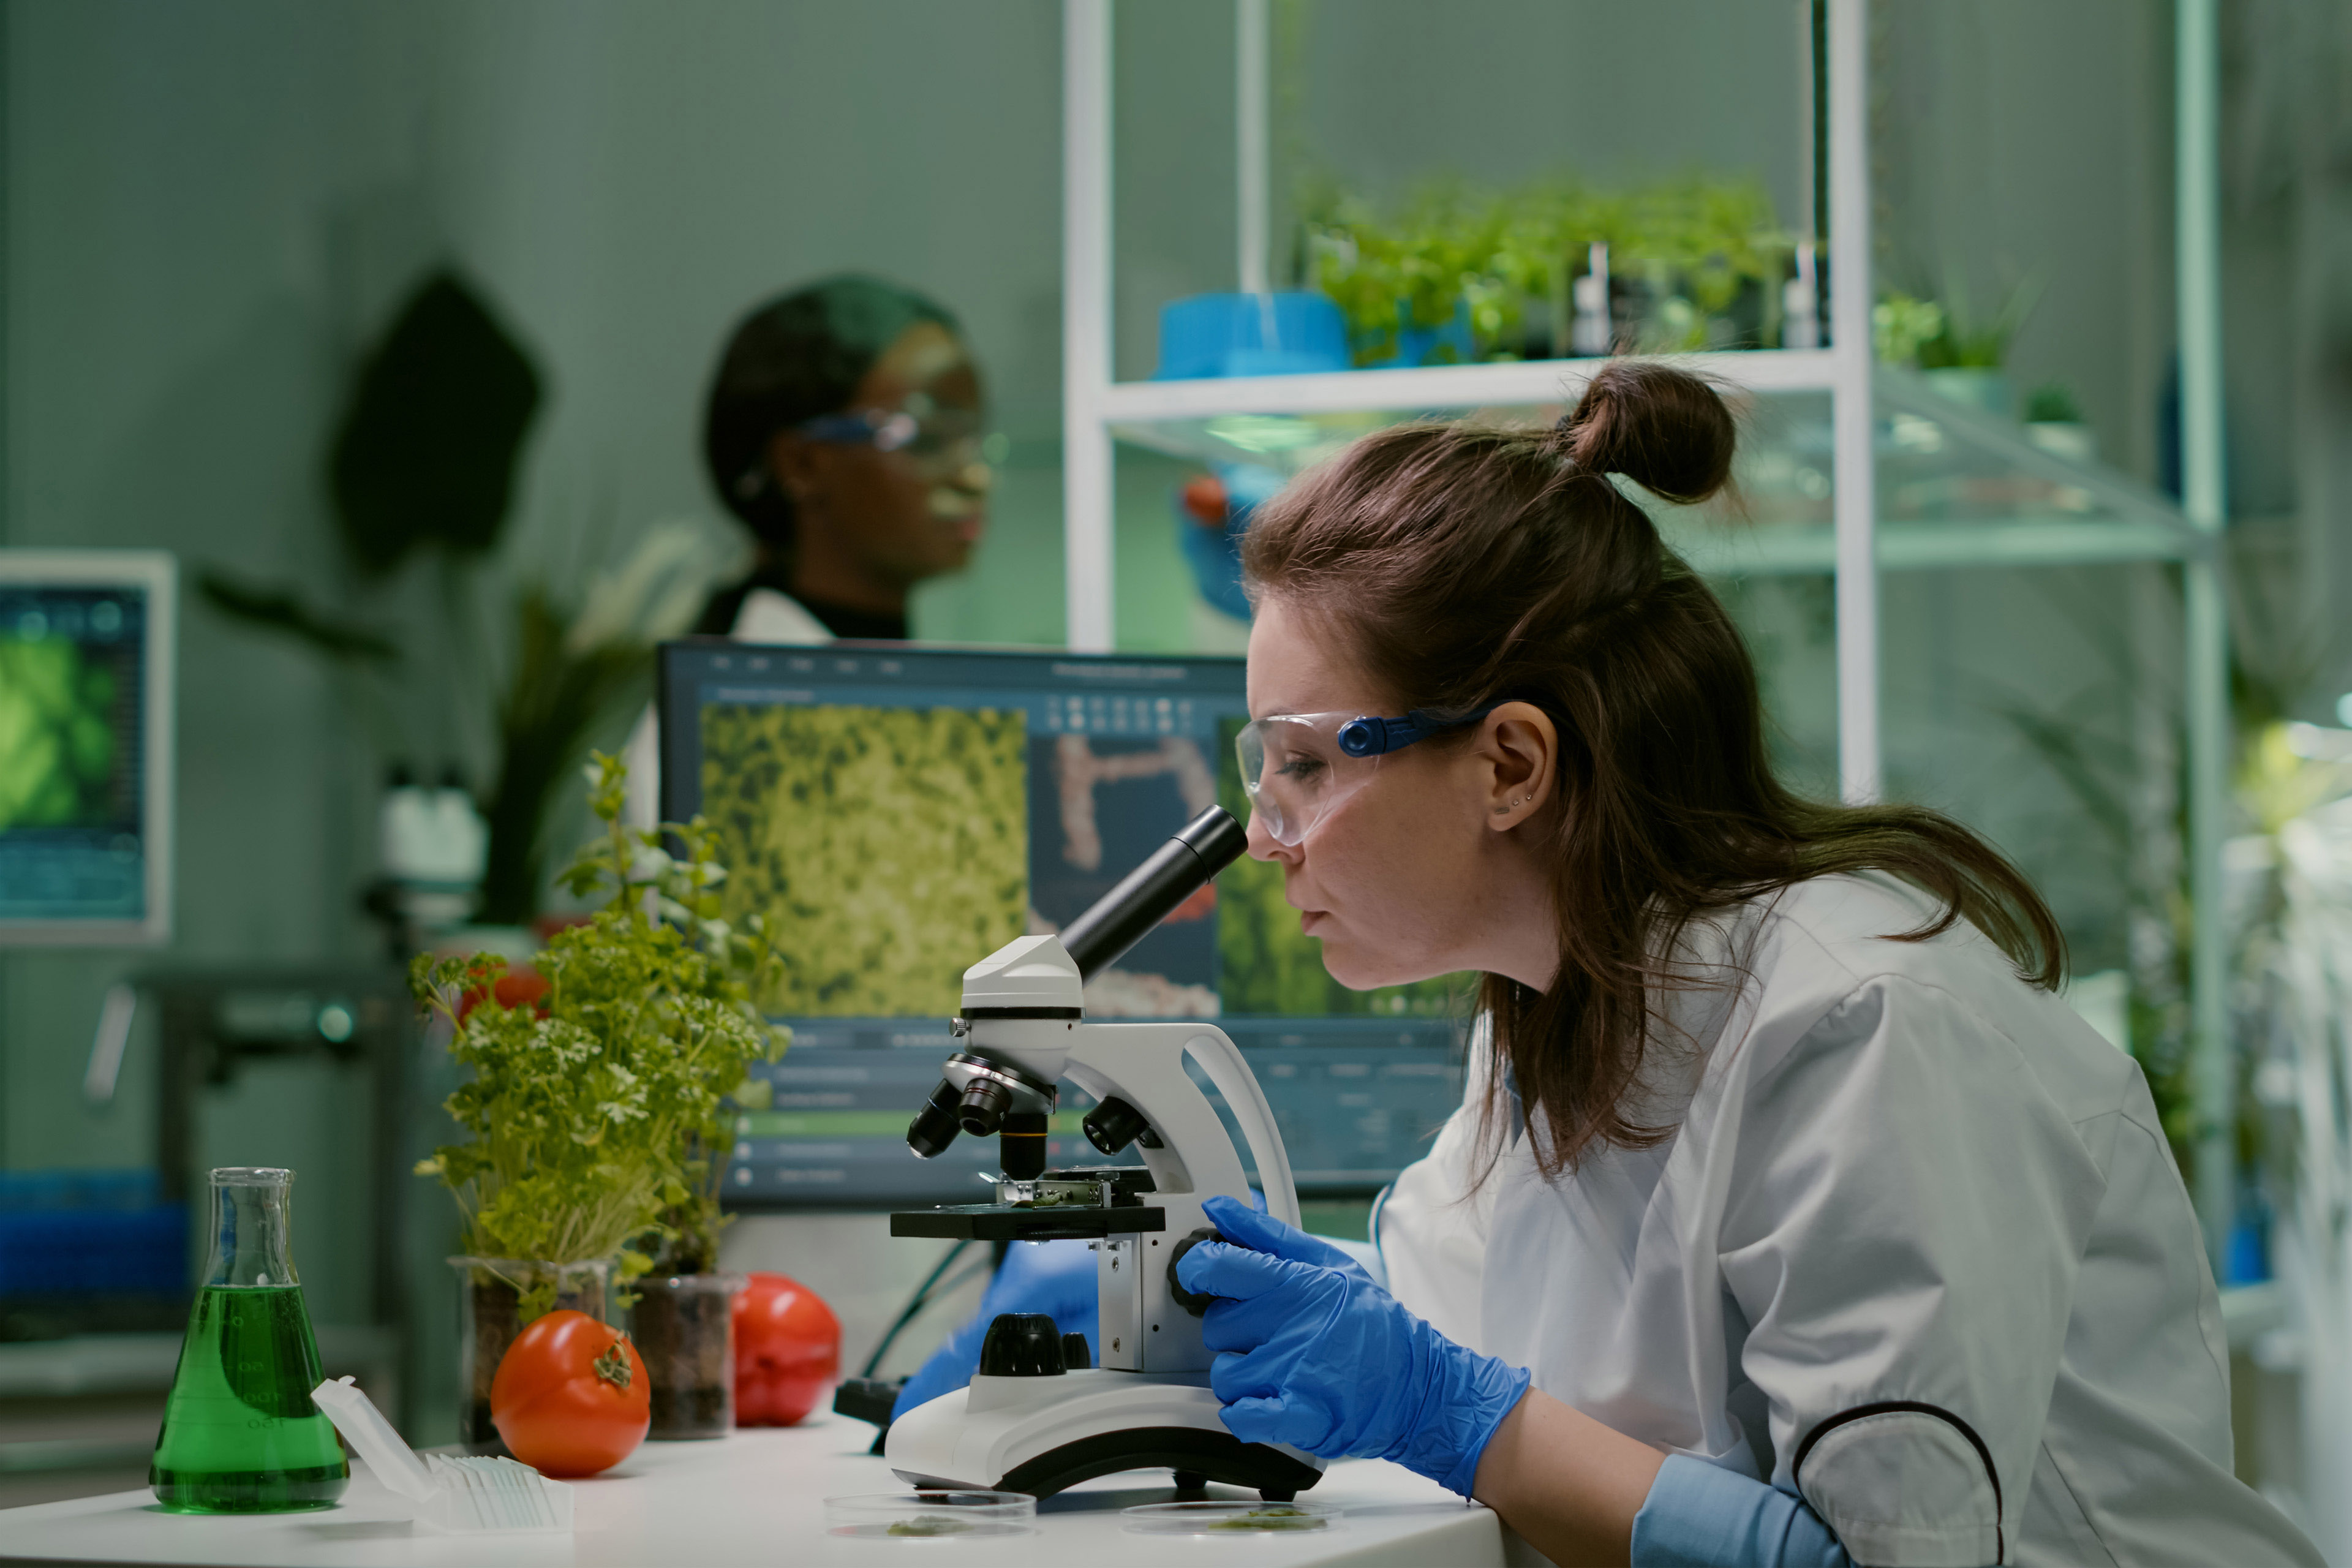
left=883, top=805, right=1324, bottom=1501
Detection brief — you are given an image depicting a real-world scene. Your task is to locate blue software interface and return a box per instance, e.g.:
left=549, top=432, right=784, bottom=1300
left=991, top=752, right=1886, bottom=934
left=658, top=642, right=1466, bottom=1207
left=0, top=583, right=151, bottom=925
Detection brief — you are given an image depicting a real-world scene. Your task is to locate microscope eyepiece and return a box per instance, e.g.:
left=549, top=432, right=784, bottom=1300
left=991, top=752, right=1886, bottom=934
left=907, top=1079, right=963, bottom=1159
left=1059, top=805, right=1249, bottom=981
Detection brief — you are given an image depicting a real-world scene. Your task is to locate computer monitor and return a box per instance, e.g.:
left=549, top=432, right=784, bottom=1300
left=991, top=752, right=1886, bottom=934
left=0, top=552, right=175, bottom=946
left=658, top=641, right=1466, bottom=1207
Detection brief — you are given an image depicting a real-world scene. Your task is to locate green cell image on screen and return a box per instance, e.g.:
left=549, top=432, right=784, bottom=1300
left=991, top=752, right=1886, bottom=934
left=701, top=703, right=1028, bottom=1017
left=1214, top=717, right=1468, bottom=1018
left=0, top=635, right=119, bottom=832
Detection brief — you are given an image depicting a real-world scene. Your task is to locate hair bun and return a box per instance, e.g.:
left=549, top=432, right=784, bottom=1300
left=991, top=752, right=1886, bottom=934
left=1555, top=360, right=1735, bottom=505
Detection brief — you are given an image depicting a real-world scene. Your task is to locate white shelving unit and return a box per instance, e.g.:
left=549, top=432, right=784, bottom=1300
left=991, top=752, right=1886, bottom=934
left=1056, top=0, right=2233, bottom=1248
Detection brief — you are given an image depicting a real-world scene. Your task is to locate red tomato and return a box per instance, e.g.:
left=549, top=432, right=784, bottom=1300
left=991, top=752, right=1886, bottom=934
left=733, top=1272, right=840, bottom=1427
left=490, top=1310, right=649, bottom=1477
left=1179, top=473, right=1229, bottom=528
left=456, top=970, right=551, bottom=1026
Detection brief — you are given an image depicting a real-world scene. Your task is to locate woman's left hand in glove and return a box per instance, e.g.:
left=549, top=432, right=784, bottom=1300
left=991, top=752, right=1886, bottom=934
left=1175, top=1194, right=1531, bottom=1496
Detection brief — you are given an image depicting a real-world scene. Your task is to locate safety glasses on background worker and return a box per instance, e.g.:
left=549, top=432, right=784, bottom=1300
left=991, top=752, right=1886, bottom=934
left=1235, top=706, right=1495, bottom=846
left=797, top=395, right=996, bottom=476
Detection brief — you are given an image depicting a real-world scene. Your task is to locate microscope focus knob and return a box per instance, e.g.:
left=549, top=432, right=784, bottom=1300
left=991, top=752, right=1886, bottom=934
left=978, top=1313, right=1066, bottom=1378
left=1166, top=1227, right=1223, bottom=1316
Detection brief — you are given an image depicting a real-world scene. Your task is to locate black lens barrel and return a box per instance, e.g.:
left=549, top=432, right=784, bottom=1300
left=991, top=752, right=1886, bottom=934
left=998, top=1111, right=1048, bottom=1180
left=1082, top=1096, right=1155, bottom=1156
left=907, top=1079, right=962, bottom=1159
left=1058, top=805, right=1248, bottom=981
left=957, top=1076, right=1014, bottom=1137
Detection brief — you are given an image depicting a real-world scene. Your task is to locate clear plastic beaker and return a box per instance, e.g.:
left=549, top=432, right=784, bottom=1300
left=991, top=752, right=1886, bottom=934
left=633, top=1272, right=747, bottom=1439
left=450, top=1256, right=612, bottom=1447
left=150, top=1167, right=350, bottom=1512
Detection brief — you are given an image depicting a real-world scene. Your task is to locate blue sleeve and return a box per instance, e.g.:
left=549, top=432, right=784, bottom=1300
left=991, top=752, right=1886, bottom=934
left=1631, top=1453, right=1857, bottom=1568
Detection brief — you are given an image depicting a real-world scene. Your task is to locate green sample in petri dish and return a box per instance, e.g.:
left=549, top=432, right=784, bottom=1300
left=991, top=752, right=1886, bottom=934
left=150, top=1168, right=349, bottom=1513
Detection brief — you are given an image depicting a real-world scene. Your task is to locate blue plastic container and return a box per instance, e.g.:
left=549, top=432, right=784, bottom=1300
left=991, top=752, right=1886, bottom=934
left=1155, top=293, right=1351, bottom=380
left=1175, top=463, right=1287, bottom=624
left=0, top=1169, right=189, bottom=1297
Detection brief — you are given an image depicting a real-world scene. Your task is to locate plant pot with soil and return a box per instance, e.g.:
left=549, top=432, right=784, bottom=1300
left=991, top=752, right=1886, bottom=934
left=631, top=1272, right=749, bottom=1439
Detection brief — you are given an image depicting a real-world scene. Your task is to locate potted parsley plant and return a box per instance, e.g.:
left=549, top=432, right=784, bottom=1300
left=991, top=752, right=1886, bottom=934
left=414, top=752, right=787, bottom=1446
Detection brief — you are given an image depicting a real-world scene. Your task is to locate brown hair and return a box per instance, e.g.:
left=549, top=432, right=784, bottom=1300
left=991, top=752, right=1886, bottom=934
left=1241, top=360, right=2065, bottom=1176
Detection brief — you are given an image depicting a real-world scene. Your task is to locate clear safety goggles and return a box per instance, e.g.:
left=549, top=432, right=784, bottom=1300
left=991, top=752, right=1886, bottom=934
left=798, top=398, right=991, bottom=475
left=1234, top=706, right=1496, bottom=846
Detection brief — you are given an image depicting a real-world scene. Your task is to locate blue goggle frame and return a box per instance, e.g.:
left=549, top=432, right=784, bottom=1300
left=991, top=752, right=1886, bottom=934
left=1335, top=705, right=1499, bottom=758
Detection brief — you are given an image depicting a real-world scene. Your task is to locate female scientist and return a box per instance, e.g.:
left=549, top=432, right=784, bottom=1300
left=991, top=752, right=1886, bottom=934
left=624, top=276, right=992, bottom=823
left=698, top=273, right=992, bottom=641
left=1166, top=361, right=2323, bottom=1567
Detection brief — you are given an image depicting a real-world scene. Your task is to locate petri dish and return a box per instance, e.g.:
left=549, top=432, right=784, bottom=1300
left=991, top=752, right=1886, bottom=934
left=1121, top=1500, right=1342, bottom=1535
left=823, top=1490, right=1036, bottom=1539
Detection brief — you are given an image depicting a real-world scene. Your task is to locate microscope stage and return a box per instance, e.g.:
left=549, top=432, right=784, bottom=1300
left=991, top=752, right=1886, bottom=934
left=889, top=1203, right=1169, bottom=1242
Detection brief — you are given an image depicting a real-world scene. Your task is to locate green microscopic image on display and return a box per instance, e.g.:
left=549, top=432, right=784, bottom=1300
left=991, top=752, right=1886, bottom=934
left=0, top=635, right=121, bottom=832
left=701, top=703, right=1028, bottom=1017
left=1215, top=717, right=1469, bottom=1018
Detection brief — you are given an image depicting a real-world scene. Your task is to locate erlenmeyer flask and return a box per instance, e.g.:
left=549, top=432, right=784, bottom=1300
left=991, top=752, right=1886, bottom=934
left=150, top=1167, right=350, bottom=1512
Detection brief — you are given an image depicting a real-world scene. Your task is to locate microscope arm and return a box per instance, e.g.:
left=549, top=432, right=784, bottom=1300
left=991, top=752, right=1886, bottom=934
left=1054, top=1022, right=1297, bottom=1230
left=1170, top=1026, right=1299, bottom=1230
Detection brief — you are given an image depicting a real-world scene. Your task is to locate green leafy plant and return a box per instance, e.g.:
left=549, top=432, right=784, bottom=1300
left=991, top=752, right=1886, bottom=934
left=1303, top=172, right=1795, bottom=365
left=2025, top=382, right=2083, bottom=424
left=1874, top=276, right=2044, bottom=371
left=413, top=752, right=790, bottom=1310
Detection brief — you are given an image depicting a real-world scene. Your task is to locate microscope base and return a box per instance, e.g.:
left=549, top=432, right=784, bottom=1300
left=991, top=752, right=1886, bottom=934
left=885, top=1369, right=1324, bottom=1501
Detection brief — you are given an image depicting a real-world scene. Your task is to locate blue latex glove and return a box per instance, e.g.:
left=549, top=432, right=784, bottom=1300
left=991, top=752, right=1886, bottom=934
left=1176, top=1194, right=1531, bottom=1496
left=891, top=1238, right=1098, bottom=1421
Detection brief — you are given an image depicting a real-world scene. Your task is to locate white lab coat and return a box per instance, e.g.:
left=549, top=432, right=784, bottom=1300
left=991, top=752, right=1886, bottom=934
left=622, top=586, right=834, bottom=831
left=1376, top=872, right=2321, bottom=1568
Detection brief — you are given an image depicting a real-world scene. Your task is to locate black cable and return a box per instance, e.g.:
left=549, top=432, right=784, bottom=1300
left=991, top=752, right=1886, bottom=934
left=860, top=1238, right=973, bottom=1378
left=867, top=1257, right=994, bottom=1371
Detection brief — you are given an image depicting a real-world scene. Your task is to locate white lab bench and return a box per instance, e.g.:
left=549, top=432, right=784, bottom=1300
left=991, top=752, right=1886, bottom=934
left=0, top=1414, right=1509, bottom=1567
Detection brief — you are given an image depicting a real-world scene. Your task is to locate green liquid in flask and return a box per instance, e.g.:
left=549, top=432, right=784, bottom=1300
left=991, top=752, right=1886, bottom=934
left=149, top=1284, right=349, bottom=1512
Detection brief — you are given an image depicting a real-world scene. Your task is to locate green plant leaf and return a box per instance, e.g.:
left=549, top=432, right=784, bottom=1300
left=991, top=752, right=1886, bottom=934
left=415, top=752, right=790, bottom=1275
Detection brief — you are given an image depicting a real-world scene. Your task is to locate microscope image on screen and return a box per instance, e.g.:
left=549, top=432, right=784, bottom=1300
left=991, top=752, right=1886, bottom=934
left=698, top=701, right=1030, bottom=1018
left=0, top=614, right=129, bottom=832
left=657, top=644, right=1468, bottom=1207
left=0, top=562, right=168, bottom=942
left=1028, top=733, right=1220, bottom=1019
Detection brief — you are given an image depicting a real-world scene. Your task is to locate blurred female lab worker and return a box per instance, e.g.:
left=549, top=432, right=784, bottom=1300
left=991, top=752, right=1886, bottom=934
left=1172, top=361, right=2324, bottom=1568
left=696, top=273, right=992, bottom=642
left=625, top=275, right=992, bottom=822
